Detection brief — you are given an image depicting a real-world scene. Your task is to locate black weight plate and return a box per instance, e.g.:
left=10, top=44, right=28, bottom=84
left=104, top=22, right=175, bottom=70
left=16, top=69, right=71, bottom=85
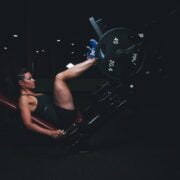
left=96, top=27, right=145, bottom=81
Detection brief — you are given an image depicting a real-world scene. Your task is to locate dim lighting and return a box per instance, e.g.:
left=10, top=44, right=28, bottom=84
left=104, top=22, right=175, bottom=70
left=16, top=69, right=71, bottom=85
left=130, top=84, right=134, bottom=88
left=138, top=33, right=144, bottom=38
left=13, top=34, right=18, bottom=38
left=71, top=52, right=74, bottom=54
left=36, top=50, right=39, bottom=54
left=4, top=47, right=8, bottom=50
left=145, top=70, right=150, bottom=75
left=42, top=49, right=45, bottom=52
left=71, top=43, right=75, bottom=46
left=158, top=68, right=163, bottom=73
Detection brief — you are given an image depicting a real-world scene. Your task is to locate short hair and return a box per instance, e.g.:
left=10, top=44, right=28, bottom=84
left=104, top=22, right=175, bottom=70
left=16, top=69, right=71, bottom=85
left=16, top=68, right=31, bottom=81
left=1, top=68, right=31, bottom=100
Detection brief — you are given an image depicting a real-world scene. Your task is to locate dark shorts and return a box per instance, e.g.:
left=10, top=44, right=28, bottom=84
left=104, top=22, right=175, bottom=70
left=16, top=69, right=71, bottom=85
left=53, top=104, right=76, bottom=129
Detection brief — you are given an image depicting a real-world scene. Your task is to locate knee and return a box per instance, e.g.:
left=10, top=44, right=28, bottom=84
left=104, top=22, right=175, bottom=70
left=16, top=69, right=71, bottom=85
left=55, top=72, right=66, bottom=82
left=54, top=74, right=65, bottom=91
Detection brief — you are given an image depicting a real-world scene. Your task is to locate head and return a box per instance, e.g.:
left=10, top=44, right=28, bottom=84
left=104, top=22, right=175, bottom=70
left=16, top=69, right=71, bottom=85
left=17, top=68, right=35, bottom=90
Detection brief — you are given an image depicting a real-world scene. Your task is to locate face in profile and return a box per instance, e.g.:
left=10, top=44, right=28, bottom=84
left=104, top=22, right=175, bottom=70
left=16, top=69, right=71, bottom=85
left=19, top=72, right=36, bottom=90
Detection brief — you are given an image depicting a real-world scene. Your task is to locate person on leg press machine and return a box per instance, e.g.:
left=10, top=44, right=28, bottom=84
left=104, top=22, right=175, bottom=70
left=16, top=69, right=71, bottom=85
left=17, top=40, right=97, bottom=139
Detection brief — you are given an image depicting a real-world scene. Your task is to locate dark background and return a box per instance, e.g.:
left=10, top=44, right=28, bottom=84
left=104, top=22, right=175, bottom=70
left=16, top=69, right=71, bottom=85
left=0, top=0, right=178, bottom=77
left=0, top=0, right=179, bottom=179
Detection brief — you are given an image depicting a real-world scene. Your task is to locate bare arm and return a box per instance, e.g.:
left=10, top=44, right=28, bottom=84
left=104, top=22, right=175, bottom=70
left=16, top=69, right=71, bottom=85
left=18, top=96, right=64, bottom=138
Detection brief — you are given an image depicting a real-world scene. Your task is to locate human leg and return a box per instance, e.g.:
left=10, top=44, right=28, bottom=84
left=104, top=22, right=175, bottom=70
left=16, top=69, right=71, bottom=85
left=54, top=58, right=96, bottom=110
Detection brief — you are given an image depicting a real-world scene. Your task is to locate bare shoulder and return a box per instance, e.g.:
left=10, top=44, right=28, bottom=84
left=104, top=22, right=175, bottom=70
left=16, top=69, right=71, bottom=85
left=18, top=95, right=29, bottom=108
left=19, top=95, right=28, bottom=101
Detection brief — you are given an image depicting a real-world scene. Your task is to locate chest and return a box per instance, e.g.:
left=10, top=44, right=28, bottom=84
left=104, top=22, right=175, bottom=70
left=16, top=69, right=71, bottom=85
left=27, top=96, right=37, bottom=107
